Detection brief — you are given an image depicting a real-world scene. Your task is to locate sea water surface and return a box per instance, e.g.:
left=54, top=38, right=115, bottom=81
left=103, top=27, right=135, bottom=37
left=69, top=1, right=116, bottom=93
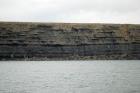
left=0, top=61, right=140, bottom=93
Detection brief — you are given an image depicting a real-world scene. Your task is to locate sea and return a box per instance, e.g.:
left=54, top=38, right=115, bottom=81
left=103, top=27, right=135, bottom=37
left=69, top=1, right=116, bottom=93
left=0, top=61, right=140, bottom=93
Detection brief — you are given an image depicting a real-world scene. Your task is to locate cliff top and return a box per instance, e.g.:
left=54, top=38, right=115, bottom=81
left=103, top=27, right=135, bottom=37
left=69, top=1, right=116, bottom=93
left=0, top=21, right=140, bottom=32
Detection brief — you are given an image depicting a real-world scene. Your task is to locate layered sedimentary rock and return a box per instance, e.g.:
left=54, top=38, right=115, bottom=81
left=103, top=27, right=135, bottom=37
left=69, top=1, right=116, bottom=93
left=0, top=22, right=140, bottom=60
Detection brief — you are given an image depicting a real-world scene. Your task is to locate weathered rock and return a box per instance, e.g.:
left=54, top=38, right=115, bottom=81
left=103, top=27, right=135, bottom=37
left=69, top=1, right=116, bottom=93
left=0, top=22, right=140, bottom=60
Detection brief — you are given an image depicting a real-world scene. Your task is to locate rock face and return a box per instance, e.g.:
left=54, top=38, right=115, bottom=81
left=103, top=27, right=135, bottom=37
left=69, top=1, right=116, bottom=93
left=0, top=22, right=140, bottom=60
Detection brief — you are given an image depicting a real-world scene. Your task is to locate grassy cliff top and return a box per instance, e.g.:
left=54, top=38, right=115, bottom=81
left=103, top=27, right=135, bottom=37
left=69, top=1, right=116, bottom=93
left=0, top=21, right=140, bottom=32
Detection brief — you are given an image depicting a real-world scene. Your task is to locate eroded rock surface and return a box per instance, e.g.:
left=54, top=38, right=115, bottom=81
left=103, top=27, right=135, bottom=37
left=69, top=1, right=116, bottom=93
left=0, top=22, right=140, bottom=60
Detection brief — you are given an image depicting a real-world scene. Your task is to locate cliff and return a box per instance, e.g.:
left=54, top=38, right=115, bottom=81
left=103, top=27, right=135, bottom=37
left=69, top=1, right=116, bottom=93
left=0, top=22, right=140, bottom=60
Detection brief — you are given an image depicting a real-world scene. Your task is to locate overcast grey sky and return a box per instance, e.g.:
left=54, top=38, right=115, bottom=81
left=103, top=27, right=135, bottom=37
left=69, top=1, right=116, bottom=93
left=0, top=0, right=140, bottom=23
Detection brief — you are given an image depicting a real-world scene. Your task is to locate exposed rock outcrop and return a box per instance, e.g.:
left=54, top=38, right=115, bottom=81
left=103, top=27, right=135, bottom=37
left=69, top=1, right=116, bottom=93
left=0, top=22, right=140, bottom=60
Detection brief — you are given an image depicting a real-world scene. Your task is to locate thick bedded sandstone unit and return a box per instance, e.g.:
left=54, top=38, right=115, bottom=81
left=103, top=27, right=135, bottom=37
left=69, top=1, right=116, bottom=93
left=0, top=22, right=140, bottom=60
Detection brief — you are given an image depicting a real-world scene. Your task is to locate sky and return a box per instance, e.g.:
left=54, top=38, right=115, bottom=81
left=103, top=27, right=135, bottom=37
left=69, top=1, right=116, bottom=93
left=0, top=0, right=140, bottom=24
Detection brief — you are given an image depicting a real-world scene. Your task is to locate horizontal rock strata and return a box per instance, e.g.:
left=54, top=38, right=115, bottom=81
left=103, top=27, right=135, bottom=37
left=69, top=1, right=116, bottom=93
left=0, top=22, right=140, bottom=60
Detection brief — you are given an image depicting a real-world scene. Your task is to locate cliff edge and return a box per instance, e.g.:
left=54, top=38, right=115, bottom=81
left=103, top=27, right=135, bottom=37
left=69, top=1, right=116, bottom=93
left=0, top=22, right=140, bottom=60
